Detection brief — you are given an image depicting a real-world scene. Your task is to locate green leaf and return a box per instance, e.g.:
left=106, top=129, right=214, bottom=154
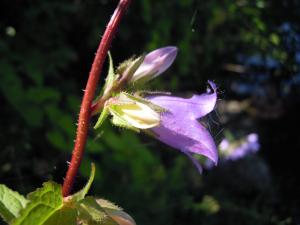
left=11, top=182, right=63, bottom=225
left=77, top=197, right=118, bottom=225
left=0, top=184, right=28, bottom=223
left=43, top=206, right=77, bottom=225
left=95, top=199, right=121, bottom=211
left=70, top=163, right=96, bottom=201
left=92, top=198, right=136, bottom=225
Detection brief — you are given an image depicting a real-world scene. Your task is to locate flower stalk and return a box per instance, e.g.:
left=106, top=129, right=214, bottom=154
left=62, top=0, right=132, bottom=197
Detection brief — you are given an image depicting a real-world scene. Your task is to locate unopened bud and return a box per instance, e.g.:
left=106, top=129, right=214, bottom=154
left=130, top=46, right=177, bottom=83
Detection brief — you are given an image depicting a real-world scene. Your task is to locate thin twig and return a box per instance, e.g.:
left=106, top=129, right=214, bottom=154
left=62, top=0, right=132, bottom=197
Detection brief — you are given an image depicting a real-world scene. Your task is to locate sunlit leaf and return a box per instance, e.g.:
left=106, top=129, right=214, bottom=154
left=11, top=182, right=63, bottom=225
left=0, top=184, right=28, bottom=223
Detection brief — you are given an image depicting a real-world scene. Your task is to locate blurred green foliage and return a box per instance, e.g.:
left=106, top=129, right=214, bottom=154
left=1, top=0, right=299, bottom=224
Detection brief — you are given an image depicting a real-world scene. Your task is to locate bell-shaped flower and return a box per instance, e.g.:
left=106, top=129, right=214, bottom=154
left=146, top=81, right=218, bottom=173
left=129, top=46, right=178, bottom=83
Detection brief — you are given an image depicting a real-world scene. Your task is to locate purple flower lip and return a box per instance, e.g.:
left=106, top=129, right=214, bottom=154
left=146, top=81, right=218, bottom=173
left=130, top=46, right=178, bottom=83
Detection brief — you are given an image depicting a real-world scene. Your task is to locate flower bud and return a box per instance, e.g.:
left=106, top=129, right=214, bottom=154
left=130, top=46, right=177, bottom=83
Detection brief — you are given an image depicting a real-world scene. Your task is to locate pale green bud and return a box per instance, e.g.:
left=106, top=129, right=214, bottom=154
left=107, top=92, right=160, bottom=129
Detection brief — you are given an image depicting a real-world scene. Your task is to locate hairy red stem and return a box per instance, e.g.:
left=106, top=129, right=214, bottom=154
left=62, top=0, right=132, bottom=197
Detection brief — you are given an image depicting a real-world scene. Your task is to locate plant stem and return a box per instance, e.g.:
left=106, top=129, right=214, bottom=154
left=62, top=0, right=132, bottom=197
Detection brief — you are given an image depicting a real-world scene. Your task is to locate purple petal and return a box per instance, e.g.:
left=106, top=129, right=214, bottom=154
left=147, top=81, right=217, bottom=119
left=146, top=81, right=218, bottom=171
left=131, top=46, right=178, bottom=82
left=151, top=113, right=218, bottom=165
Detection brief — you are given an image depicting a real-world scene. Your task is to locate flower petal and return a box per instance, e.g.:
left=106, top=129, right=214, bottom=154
left=151, top=111, right=218, bottom=165
left=147, top=81, right=217, bottom=119
left=131, top=46, right=178, bottom=82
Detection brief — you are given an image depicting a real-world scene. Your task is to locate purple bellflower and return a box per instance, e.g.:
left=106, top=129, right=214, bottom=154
left=94, top=46, right=218, bottom=173
left=146, top=81, right=218, bottom=173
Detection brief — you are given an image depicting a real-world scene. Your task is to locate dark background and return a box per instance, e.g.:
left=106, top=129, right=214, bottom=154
left=0, top=0, right=299, bottom=224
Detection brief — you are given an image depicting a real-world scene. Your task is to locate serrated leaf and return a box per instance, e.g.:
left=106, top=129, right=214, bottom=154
left=95, top=199, right=121, bottom=211
left=96, top=199, right=136, bottom=225
left=43, top=206, right=77, bottom=225
left=70, top=163, right=96, bottom=201
left=11, top=182, right=63, bottom=225
left=0, top=184, right=28, bottom=223
left=77, top=197, right=118, bottom=225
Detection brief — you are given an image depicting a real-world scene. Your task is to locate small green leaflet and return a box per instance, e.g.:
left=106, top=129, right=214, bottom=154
left=0, top=184, right=28, bottom=223
left=11, top=182, right=63, bottom=225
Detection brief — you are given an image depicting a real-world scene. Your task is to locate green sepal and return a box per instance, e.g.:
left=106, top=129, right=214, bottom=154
left=0, top=184, right=28, bottom=223
left=69, top=163, right=96, bottom=202
left=94, top=52, right=118, bottom=104
left=116, top=57, right=135, bottom=75
left=103, top=52, right=118, bottom=95
left=11, top=182, right=63, bottom=225
left=120, top=55, right=145, bottom=82
left=94, top=107, right=109, bottom=129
